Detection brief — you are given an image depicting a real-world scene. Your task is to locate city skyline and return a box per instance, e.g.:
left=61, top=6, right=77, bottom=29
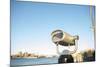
left=11, top=0, right=95, bottom=55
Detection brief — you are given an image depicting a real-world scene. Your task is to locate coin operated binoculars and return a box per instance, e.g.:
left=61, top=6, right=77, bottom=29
left=51, top=30, right=79, bottom=63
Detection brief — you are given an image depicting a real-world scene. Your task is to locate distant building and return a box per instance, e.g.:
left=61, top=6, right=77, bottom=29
left=23, top=52, right=28, bottom=57
left=18, top=51, right=23, bottom=57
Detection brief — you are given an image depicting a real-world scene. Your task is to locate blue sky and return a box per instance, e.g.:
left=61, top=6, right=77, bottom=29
left=11, top=0, right=95, bottom=55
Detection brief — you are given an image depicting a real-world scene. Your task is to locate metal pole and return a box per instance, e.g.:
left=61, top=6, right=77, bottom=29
left=90, top=5, right=96, bottom=47
left=56, top=43, right=60, bottom=55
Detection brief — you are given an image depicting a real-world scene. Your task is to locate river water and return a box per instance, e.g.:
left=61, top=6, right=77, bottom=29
left=11, top=57, right=58, bottom=67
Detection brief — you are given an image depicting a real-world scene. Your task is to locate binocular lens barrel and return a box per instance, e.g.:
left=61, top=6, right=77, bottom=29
left=51, top=30, right=79, bottom=46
